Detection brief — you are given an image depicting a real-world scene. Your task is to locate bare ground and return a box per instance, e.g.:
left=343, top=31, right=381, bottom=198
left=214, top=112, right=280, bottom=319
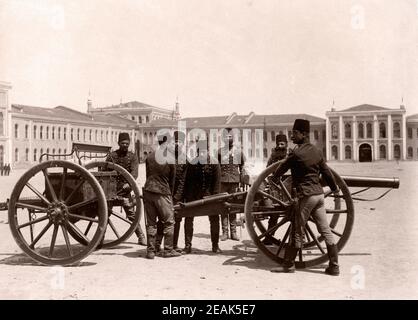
left=0, top=161, right=417, bottom=300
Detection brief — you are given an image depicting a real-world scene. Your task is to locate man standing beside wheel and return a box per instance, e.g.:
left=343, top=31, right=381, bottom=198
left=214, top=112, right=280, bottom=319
left=271, top=119, right=340, bottom=276
left=263, top=133, right=289, bottom=245
left=106, top=132, right=146, bottom=246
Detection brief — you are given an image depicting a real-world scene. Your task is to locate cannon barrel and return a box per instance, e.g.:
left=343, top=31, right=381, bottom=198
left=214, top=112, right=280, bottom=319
left=340, top=175, right=400, bottom=189
left=173, top=191, right=247, bottom=211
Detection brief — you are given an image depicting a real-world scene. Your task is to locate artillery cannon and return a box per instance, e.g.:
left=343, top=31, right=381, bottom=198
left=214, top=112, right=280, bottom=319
left=0, top=143, right=142, bottom=265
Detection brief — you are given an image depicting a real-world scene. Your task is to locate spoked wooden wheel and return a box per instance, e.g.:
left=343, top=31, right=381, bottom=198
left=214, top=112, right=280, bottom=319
left=77, top=161, right=142, bottom=248
left=8, top=160, right=108, bottom=266
left=245, top=161, right=354, bottom=268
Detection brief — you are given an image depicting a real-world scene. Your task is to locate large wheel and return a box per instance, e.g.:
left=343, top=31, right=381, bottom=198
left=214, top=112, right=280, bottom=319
left=8, top=160, right=108, bottom=266
left=245, top=161, right=354, bottom=268
left=75, top=161, right=142, bottom=248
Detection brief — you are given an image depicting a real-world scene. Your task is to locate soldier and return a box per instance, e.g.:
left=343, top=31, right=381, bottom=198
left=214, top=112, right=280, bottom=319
left=143, top=134, right=181, bottom=259
left=183, top=138, right=222, bottom=253
left=106, top=132, right=146, bottom=246
left=263, top=134, right=289, bottom=245
left=218, top=128, right=245, bottom=241
left=155, top=130, right=187, bottom=254
left=270, top=119, right=340, bottom=276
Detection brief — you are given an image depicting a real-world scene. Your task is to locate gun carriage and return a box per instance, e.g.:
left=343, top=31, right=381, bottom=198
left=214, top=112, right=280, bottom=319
left=1, top=147, right=399, bottom=267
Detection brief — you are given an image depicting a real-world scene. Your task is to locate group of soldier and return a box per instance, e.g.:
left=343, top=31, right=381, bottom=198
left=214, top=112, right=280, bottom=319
left=0, top=163, right=11, bottom=176
left=112, top=117, right=341, bottom=276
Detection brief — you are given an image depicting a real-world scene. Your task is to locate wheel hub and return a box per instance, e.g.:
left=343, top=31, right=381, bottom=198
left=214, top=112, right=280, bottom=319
left=48, top=202, right=68, bottom=224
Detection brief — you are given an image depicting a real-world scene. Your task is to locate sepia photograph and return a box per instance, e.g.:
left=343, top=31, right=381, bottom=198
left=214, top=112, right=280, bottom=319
left=0, top=0, right=417, bottom=302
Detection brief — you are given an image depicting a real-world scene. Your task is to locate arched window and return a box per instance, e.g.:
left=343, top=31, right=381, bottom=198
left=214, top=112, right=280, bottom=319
left=58, top=149, right=61, bottom=160
left=25, top=148, right=29, bottom=161
left=63, top=128, right=66, bottom=140
left=393, top=122, right=401, bottom=138
left=83, top=129, right=86, bottom=141
left=344, top=123, right=351, bottom=139
left=394, top=144, right=401, bottom=159
left=95, top=130, right=98, bottom=141
left=408, top=147, right=413, bottom=159
left=46, top=126, right=49, bottom=139
left=33, top=149, right=37, bottom=162
left=366, top=122, right=372, bottom=138
left=345, top=145, right=352, bottom=159
left=40, top=126, right=43, bottom=139
left=52, top=149, right=55, bottom=155
left=77, top=128, right=80, bottom=141
left=331, top=145, right=338, bottom=160
left=58, top=127, right=61, bottom=140
left=33, top=126, right=37, bottom=139
left=331, top=123, right=338, bottom=139
left=106, top=131, right=109, bottom=142
left=25, top=125, right=29, bottom=139
left=379, top=145, right=386, bottom=159
left=380, top=122, right=386, bottom=138
left=358, top=123, right=364, bottom=139
left=14, top=148, right=19, bottom=162
left=70, top=128, right=73, bottom=141
left=14, top=124, right=19, bottom=138
left=101, top=130, right=104, bottom=142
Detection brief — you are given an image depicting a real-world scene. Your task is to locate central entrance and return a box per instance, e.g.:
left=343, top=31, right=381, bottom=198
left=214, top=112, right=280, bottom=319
left=359, top=143, right=372, bottom=162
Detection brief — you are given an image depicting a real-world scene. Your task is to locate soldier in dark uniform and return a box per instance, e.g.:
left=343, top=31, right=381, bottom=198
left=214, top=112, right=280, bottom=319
left=218, top=128, right=245, bottom=241
left=263, top=134, right=288, bottom=245
left=183, top=138, right=222, bottom=253
left=155, top=131, right=187, bottom=254
left=106, top=132, right=146, bottom=246
left=271, top=119, right=340, bottom=276
left=143, top=134, right=181, bottom=259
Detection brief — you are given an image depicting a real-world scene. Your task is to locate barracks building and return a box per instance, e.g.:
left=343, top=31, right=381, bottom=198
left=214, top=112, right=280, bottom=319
left=1, top=80, right=418, bottom=168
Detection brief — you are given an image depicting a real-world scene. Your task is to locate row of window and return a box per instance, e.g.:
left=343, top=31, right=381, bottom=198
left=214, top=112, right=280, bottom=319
left=14, top=124, right=129, bottom=144
left=331, top=122, right=402, bottom=139
left=14, top=148, right=68, bottom=162
left=330, top=144, right=402, bottom=160
left=407, top=127, right=418, bottom=139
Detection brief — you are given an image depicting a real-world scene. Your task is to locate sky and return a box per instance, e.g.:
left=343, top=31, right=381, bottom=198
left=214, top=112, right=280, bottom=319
left=1, top=0, right=418, bottom=118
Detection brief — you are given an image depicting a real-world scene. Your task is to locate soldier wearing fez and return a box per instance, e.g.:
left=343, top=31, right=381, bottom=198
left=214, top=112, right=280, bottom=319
left=143, top=133, right=181, bottom=259
left=263, top=133, right=289, bottom=245
left=271, top=119, right=340, bottom=276
left=183, top=137, right=222, bottom=253
left=218, top=128, right=245, bottom=241
left=106, top=132, right=146, bottom=246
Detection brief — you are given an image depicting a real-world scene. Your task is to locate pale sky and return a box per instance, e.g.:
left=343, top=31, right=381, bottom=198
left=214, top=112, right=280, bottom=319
left=1, top=0, right=418, bottom=118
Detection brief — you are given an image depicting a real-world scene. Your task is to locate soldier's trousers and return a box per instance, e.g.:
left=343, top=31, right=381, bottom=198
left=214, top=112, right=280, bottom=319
left=292, top=194, right=335, bottom=249
left=182, top=215, right=220, bottom=248
left=156, top=215, right=182, bottom=249
left=220, top=183, right=239, bottom=234
left=122, top=197, right=145, bottom=239
left=143, top=190, right=175, bottom=253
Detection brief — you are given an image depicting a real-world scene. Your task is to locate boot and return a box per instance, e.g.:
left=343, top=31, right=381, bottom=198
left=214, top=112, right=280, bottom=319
left=230, top=231, right=239, bottom=241
left=221, top=231, right=228, bottom=241
left=136, top=228, right=146, bottom=246
left=221, top=214, right=229, bottom=241
left=271, top=246, right=298, bottom=273
left=212, top=244, right=222, bottom=254
left=325, top=244, right=340, bottom=276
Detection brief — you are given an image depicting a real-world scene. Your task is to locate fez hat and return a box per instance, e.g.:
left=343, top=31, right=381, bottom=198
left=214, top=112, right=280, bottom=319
left=292, top=119, right=310, bottom=133
left=276, top=134, right=288, bottom=143
left=118, top=132, right=130, bottom=142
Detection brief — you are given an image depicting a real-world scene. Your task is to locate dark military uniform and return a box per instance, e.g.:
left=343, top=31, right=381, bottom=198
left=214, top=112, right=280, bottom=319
left=218, top=147, right=245, bottom=240
left=106, top=150, right=145, bottom=242
left=267, top=147, right=288, bottom=167
left=143, top=150, right=177, bottom=254
left=183, top=154, right=221, bottom=252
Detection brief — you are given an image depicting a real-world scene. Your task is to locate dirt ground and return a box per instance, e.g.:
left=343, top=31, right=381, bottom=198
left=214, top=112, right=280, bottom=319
left=0, top=161, right=417, bottom=300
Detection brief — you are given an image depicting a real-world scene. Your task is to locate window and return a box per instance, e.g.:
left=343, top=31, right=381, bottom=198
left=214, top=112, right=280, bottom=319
left=77, top=128, right=80, bottom=141
left=314, top=130, right=319, bottom=140
left=70, top=128, right=73, bottom=141
left=331, top=145, right=338, bottom=160
left=322, top=130, right=326, bottom=141
left=358, top=123, right=364, bottom=139
left=58, top=149, right=61, bottom=160
left=146, top=116, right=149, bottom=123
left=89, top=129, right=92, bottom=141
left=263, top=148, right=268, bottom=158
left=52, top=127, right=55, bottom=139
left=25, top=148, right=29, bottom=161
left=407, top=147, right=413, bottom=159
left=101, top=130, right=103, bottom=142
left=271, top=131, right=275, bottom=141
left=380, top=123, right=386, bottom=138
left=132, top=116, right=135, bottom=121
left=33, top=126, right=37, bottom=139
left=379, top=145, right=386, bottom=159
left=58, top=127, right=61, bottom=140
left=52, top=148, right=55, bottom=155
left=25, top=125, right=29, bottom=139
left=95, top=130, right=98, bottom=141
left=14, top=124, right=18, bottom=138
left=83, top=129, right=86, bottom=141
left=408, top=127, right=412, bottom=139
left=394, top=144, right=401, bottom=159
left=40, top=126, right=43, bottom=139
left=344, top=123, right=351, bottom=139
left=393, top=122, right=401, bottom=138
left=0, top=112, right=3, bottom=135
left=263, top=131, right=267, bottom=142
left=345, top=145, right=352, bottom=159
left=366, top=122, right=372, bottom=138
left=63, top=128, right=66, bottom=140
left=46, top=126, right=49, bottom=139
left=106, top=131, right=109, bottom=142
left=139, top=117, right=142, bottom=124
left=33, top=149, right=37, bottom=162
left=14, top=148, right=19, bottom=162
left=331, top=123, right=338, bottom=139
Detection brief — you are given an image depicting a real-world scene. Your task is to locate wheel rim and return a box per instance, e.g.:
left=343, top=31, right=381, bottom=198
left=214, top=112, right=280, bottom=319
left=245, top=162, right=354, bottom=268
left=81, top=161, right=142, bottom=248
left=8, top=160, right=108, bottom=266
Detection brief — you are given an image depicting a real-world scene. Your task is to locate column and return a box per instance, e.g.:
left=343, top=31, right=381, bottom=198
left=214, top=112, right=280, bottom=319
left=402, top=112, right=407, bottom=160
left=387, top=114, right=392, bottom=160
left=352, top=115, right=357, bottom=161
left=29, top=120, right=33, bottom=163
left=339, top=116, right=343, bottom=161
left=66, top=124, right=72, bottom=153
left=373, top=115, right=378, bottom=161
left=325, top=116, right=330, bottom=161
